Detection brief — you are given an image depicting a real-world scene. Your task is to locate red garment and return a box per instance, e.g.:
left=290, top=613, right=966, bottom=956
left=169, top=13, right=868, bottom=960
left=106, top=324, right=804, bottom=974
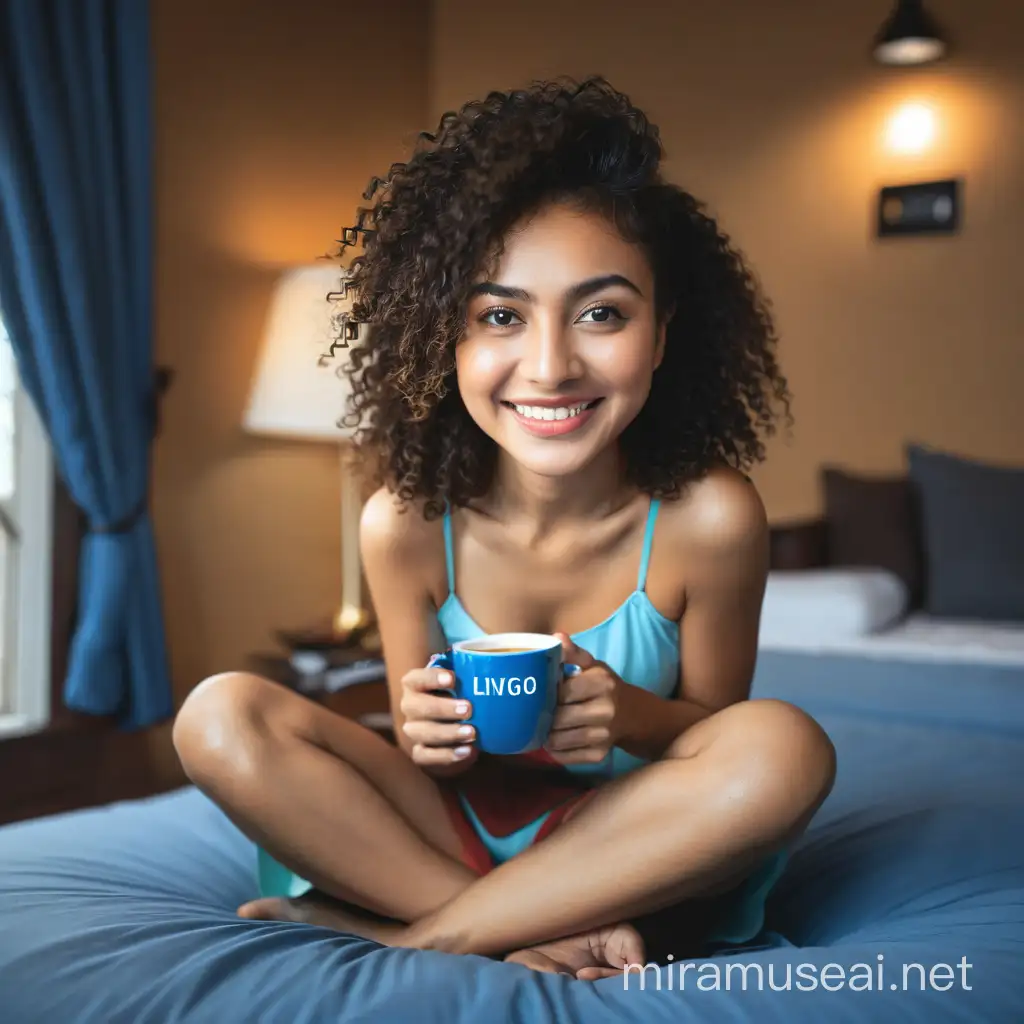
left=439, top=748, right=597, bottom=875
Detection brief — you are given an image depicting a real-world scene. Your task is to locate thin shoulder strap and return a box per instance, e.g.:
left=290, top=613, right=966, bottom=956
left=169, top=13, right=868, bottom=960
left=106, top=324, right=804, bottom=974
left=442, top=504, right=456, bottom=596
left=636, top=498, right=661, bottom=591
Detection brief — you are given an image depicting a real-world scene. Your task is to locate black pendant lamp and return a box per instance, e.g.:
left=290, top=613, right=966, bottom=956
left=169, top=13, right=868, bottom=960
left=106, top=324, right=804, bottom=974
left=873, top=0, right=948, bottom=66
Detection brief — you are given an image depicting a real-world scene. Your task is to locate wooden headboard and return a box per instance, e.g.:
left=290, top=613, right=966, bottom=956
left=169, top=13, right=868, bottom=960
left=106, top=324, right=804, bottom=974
left=768, top=517, right=828, bottom=572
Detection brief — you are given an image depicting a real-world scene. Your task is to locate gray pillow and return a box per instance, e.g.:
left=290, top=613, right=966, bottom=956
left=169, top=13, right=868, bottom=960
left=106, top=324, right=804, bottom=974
left=908, top=445, right=1024, bottom=622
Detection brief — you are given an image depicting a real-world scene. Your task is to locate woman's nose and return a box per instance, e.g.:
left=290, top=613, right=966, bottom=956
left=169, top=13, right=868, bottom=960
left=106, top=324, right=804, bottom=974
left=520, top=320, right=582, bottom=386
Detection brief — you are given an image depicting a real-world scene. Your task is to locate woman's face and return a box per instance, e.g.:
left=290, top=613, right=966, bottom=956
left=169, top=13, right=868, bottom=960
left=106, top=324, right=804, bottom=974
left=457, top=202, right=665, bottom=480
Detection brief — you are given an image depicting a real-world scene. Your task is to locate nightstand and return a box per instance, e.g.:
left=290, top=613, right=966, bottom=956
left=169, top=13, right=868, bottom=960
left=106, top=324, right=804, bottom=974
left=247, top=651, right=393, bottom=741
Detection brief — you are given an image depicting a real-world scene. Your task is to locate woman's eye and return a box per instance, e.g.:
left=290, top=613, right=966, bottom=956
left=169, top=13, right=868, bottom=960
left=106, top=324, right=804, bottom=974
left=481, top=307, right=521, bottom=328
left=577, top=305, right=623, bottom=324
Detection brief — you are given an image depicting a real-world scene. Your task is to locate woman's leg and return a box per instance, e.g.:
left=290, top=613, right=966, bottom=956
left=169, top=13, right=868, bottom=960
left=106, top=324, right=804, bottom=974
left=175, top=677, right=833, bottom=964
left=174, top=671, right=644, bottom=972
left=172, top=672, right=477, bottom=922
left=388, top=697, right=836, bottom=958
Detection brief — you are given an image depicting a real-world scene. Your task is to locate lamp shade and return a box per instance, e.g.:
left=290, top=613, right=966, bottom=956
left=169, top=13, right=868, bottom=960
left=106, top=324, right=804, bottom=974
left=873, top=0, right=947, bottom=66
left=243, top=264, right=358, bottom=442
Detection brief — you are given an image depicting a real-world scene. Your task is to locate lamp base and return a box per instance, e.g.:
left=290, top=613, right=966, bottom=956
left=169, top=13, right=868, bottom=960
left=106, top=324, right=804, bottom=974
left=335, top=603, right=371, bottom=633
left=278, top=448, right=379, bottom=655
left=332, top=603, right=378, bottom=650
left=278, top=605, right=379, bottom=654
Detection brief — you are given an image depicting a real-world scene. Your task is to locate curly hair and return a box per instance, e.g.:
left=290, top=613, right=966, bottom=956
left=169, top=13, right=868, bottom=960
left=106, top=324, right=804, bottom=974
left=333, top=75, right=790, bottom=519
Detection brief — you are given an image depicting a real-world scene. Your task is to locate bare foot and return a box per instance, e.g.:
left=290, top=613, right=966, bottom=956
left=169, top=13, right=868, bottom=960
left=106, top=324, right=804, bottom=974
left=240, top=894, right=645, bottom=977
left=504, top=922, right=646, bottom=980
left=237, top=894, right=404, bottom=945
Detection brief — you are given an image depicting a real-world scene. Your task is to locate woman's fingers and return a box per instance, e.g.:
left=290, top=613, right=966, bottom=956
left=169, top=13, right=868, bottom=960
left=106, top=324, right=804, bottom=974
left=401, top=690, right=471, bottom=723
left=402, top=719, right=475, bottom=747
left=401, top=667, right=457, bottom=693
left=545, top=725, right=610, bottom=752
left=410, top=742, right=475, bottom=765
left=546, top=745, right=610, bottom=766
left=400, top=666, right=472, bottom=724
left=555, top=632, right=597, bottom=671
left=558, top=666, right=615, bottom=704
left=551, top=700, right=612, bottom=730
left=398, top=666, right=477, bottom=765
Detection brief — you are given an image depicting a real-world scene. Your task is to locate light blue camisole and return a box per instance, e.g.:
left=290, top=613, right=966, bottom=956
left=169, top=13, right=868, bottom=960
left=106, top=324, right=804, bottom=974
left=438, top=498, right=680, bottom=781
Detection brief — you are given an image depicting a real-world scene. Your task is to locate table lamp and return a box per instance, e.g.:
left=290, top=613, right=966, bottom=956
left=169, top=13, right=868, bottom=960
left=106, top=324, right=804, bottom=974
left=243, top=263, right=372, bottom=646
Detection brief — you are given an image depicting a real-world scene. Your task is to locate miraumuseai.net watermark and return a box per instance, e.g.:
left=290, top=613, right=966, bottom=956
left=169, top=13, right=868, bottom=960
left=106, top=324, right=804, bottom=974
left=622, top=954, right=974, bottom=992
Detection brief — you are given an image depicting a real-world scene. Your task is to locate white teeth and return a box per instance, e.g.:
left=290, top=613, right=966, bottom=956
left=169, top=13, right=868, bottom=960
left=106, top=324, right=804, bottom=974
left=511, top=402, right=590, bottom=421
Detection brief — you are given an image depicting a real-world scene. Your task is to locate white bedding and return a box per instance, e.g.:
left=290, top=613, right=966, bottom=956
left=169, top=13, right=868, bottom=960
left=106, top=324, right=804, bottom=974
left=758, top=569, right=908, bottom=645
left=760, top=612, right=1024, bottom=666
left=756, top=567, right=1024, bottom=666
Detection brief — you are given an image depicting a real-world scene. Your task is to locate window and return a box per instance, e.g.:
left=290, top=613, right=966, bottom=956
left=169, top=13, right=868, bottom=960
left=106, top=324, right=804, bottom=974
left=0, top=315, right=52, bottom=738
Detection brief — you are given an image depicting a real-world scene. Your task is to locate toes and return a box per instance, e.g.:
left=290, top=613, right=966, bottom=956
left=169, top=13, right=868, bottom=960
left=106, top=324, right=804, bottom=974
left=576, top=966, right=621, bottom=981
left=237, top=896, right=323, bottom=925
left=237, top=898, right=295, bottom=921
left=505, top=950, right=574, bottom=976
left=604, top=923, right=645, bottom=968
left=621, top=932, right=646, bottom=966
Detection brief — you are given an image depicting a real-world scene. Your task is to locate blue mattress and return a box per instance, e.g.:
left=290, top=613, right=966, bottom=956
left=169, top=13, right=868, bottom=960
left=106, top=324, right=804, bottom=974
left=1, top=651, right=1023, bottom=1022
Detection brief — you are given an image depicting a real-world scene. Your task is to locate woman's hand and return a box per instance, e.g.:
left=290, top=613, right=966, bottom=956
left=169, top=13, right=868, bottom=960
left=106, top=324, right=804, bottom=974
left=544, top=633, right=622, bottom=766
left=398, top=666, right=478, bottom=768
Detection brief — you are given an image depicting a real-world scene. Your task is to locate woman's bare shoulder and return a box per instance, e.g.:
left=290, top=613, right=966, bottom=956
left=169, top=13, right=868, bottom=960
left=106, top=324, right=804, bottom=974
left=659, top=466, right=768, bottom=557
left=361, top=487, right=441, bottom=559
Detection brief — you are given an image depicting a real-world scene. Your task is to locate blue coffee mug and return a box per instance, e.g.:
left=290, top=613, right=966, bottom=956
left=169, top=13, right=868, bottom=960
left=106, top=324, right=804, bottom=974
left=427, top=632, right=579, bottom=755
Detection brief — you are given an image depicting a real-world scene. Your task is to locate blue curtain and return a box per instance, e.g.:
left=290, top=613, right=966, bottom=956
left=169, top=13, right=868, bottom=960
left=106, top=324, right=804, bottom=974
left=0, top=0, right=172, bottom=728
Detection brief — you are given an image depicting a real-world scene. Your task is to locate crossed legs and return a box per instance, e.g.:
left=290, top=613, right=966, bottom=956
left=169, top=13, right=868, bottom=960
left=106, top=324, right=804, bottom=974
left=173, top=673, right=835, bottom=962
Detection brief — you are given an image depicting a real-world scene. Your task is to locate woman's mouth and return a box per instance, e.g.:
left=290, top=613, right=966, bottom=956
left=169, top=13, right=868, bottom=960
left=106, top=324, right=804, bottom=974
left=500, top=398, right=604, bottom=437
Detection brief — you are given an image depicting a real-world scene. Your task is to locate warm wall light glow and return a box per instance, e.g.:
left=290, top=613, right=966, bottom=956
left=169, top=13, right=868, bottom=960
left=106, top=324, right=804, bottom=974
left=886, top=102, right=938, bottom=154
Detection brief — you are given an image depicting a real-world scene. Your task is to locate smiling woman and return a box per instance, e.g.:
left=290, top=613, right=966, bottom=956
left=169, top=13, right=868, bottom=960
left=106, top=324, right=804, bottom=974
left=327, top=77, right=790, bottom=520
left=174, top=76, right=830, bottom=980
left=457, top=209, right=665, bottom=478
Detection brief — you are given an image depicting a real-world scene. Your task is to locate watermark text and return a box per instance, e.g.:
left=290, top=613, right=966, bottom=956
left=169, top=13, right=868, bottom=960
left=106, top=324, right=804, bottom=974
left=622, top=954, right=973, bottom=992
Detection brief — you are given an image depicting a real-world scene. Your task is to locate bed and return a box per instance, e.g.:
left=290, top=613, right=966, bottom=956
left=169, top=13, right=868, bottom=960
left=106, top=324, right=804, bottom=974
left=0, top=651, right=1021, bottom=1023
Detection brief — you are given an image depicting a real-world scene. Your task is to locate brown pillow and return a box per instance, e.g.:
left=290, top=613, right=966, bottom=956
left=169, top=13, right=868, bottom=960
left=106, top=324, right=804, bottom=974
left=821, top=467, right=924, bottom=608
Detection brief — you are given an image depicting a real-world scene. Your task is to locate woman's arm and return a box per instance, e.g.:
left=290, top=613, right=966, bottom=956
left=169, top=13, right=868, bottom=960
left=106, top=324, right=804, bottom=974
left=360, top=489, right=479, bottom=778
left=613, top=470, right=770, bottom=761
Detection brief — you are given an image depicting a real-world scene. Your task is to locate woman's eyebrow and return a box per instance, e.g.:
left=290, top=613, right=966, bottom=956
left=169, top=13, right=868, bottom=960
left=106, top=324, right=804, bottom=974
left=567, top=274, right=643, bottom=302
left=468, top=281, right=532, bottom=302
left=468, top=274, right=643, bottom=304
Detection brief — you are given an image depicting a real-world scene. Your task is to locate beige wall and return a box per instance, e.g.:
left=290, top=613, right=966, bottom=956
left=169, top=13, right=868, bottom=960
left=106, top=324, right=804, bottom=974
left=151, top=0, right=429, bottom=738
left=431, top=0, right=1024, bottom=520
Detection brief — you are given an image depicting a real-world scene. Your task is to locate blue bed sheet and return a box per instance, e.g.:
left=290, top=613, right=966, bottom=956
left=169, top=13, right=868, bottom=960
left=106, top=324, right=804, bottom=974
left=1, top=652, right=1022, bottom=1022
